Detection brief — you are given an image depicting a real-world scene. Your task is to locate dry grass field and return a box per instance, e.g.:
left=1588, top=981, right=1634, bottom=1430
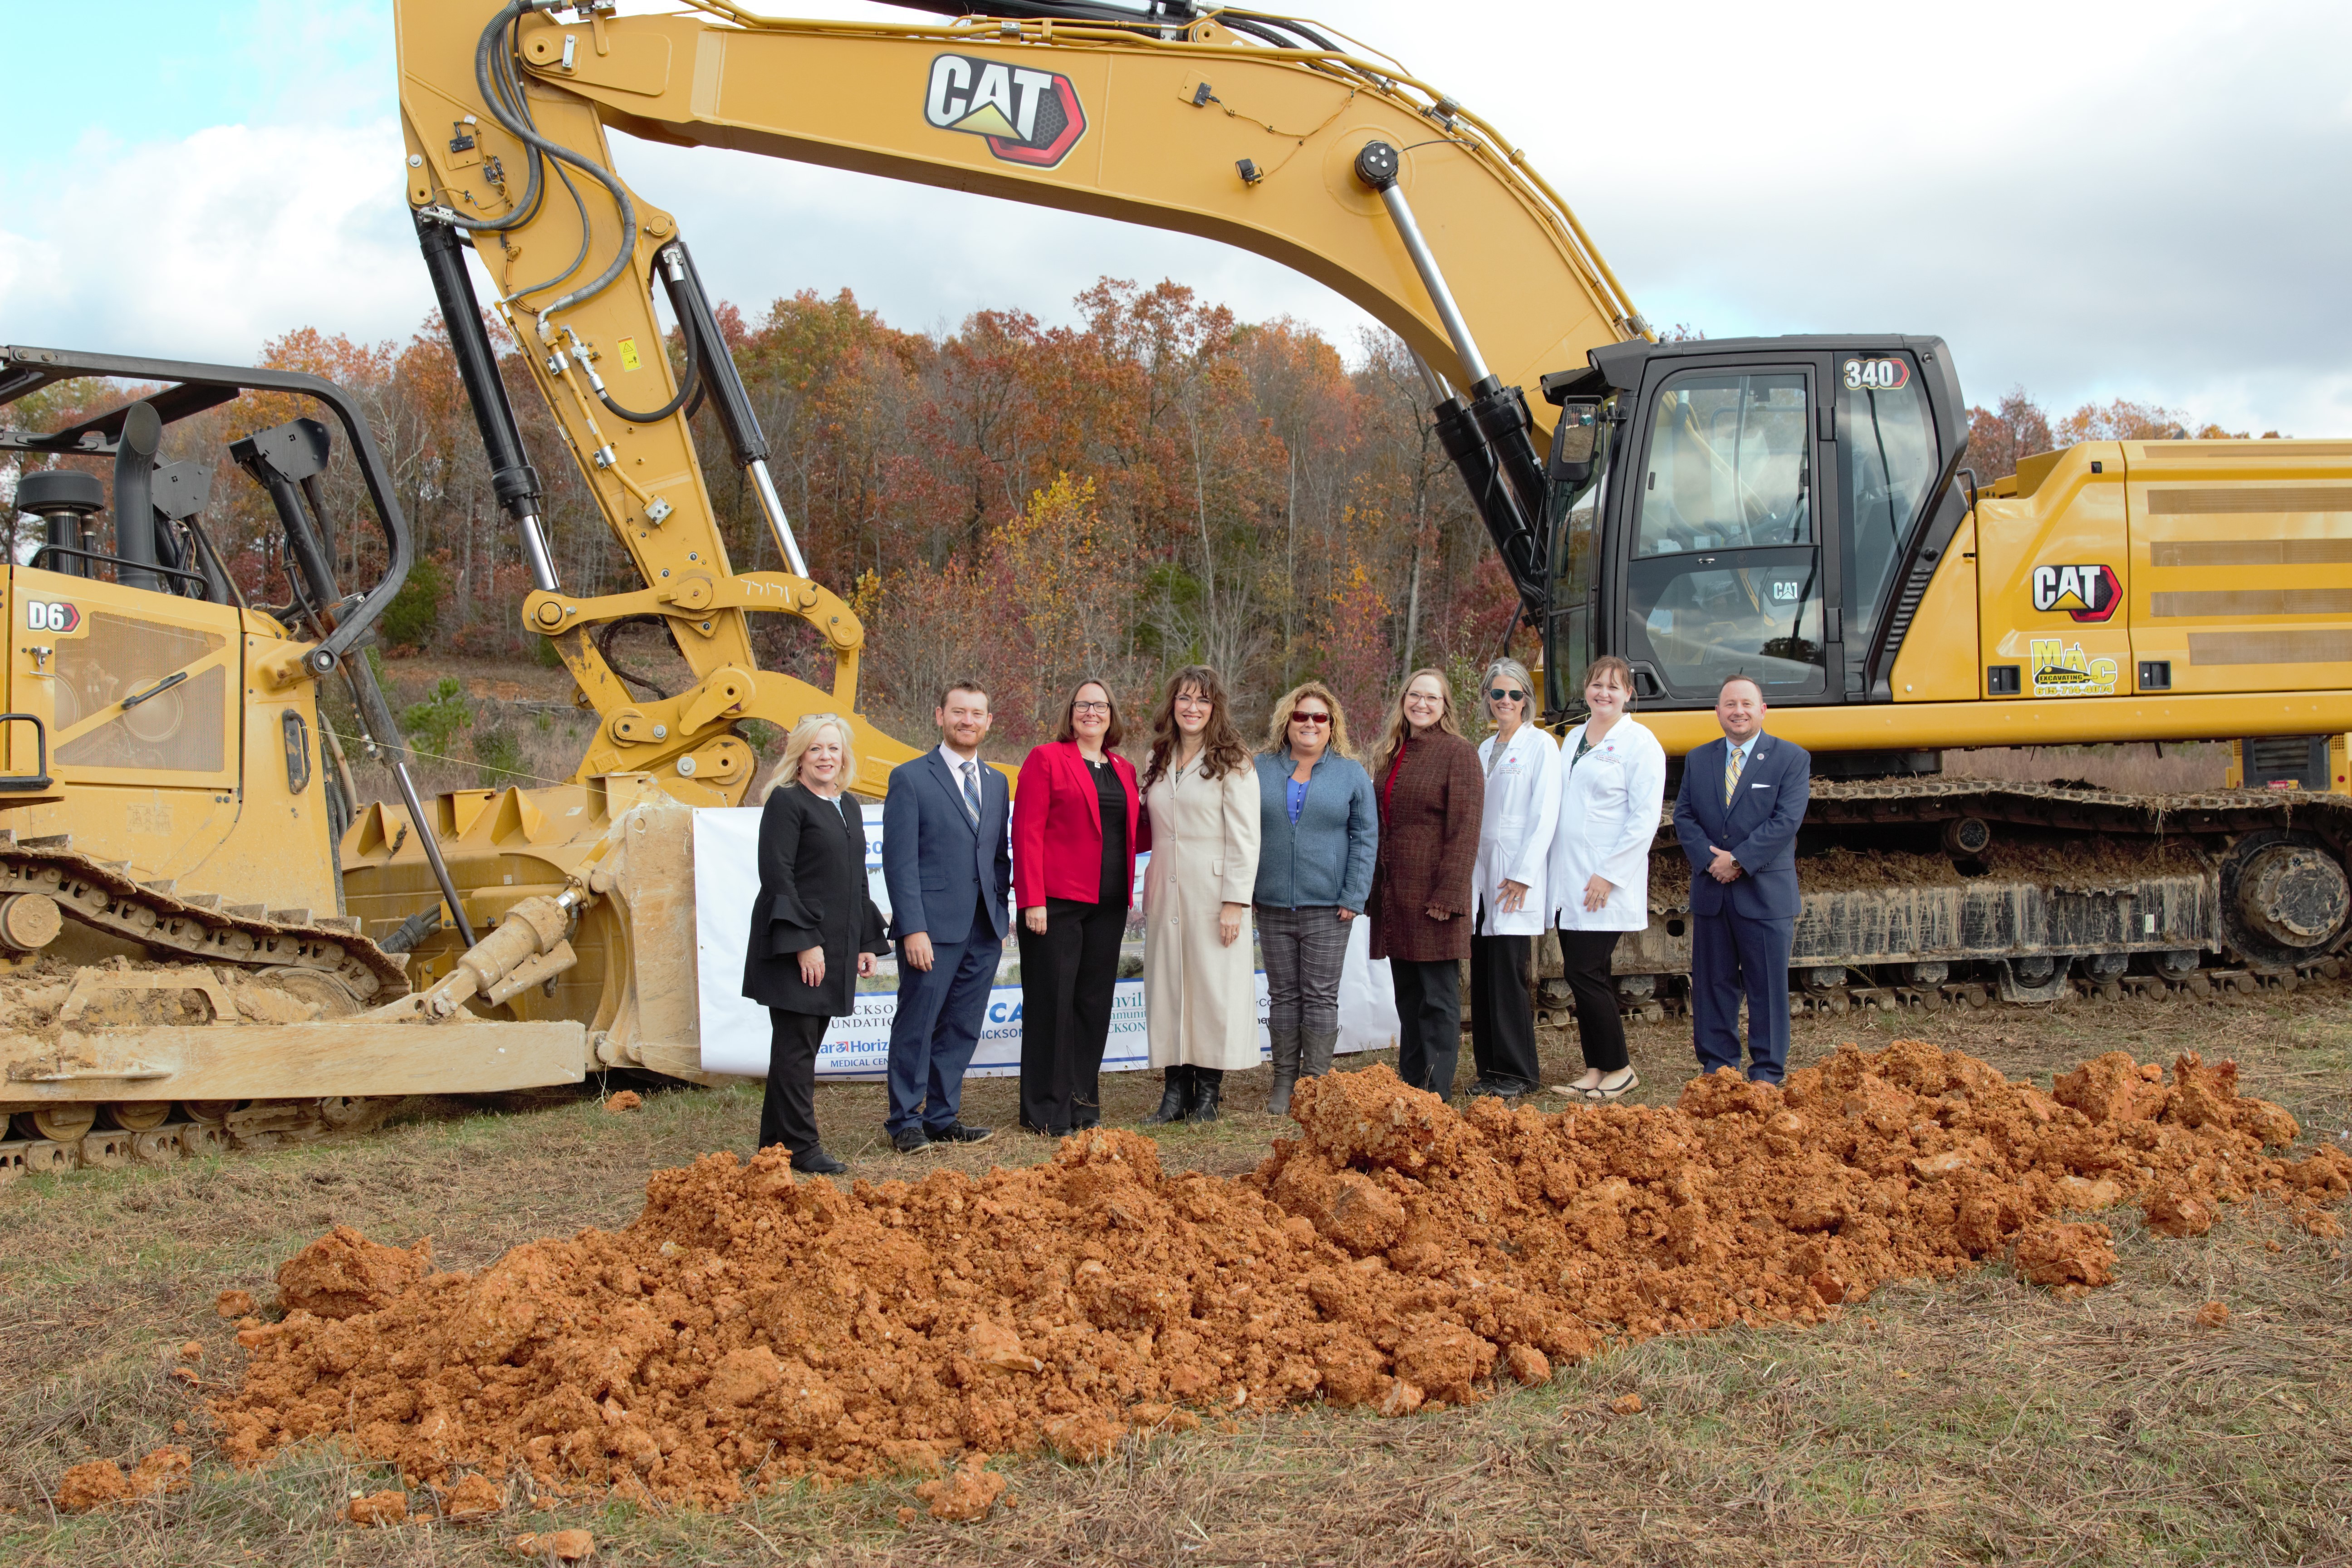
left=5, top=990, right=2344, bottom=1567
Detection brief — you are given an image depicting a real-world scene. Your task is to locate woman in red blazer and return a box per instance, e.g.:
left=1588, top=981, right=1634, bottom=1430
left=1011, top=678, right=1147, bottom=1136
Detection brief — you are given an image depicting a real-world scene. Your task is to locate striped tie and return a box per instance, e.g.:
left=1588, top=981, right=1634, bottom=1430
left=962, top=761, right=982, bottom=824
left=1724, top=743, right=1744, bottom=805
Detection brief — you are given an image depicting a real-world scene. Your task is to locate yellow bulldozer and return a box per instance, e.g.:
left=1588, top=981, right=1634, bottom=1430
left=5, top=0, right=2349, bottom=1174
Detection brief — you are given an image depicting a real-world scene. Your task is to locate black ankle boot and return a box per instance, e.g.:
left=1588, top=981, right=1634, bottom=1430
left=1184, top=1068, right=1224, bottom=1124
left=1144, top=1066, right=1190, bottom=1125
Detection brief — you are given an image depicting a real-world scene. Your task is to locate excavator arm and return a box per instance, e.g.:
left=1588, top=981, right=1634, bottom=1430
left=393, top=0, right=1646, bottom=796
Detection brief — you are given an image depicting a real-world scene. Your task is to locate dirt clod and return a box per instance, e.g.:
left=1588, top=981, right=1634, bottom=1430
left=2144, top=1187, right=2217, bottom=1238
left=348, top=1489, right=407, bottom=1526
left=2015, top=1222, right=2117, bottom=1288
left=604, top=1092, right=642, bottom=1113
left=55, top=1446, right=191, bottom=1511
left=2194, top=1300, right=2231, bottom=1328
left=276, top=1226, right=431, bottom=1319
left=55, top=1461, right=133, bottom=1512
left=178, top=1340, right=203, bottom=1361
left=513, top=1529, right=594, bottom=1559
left=214, top=1290, right=255, bottom=1318
left=438, top=1472, right=504, bottom=1520
left=216, top=1046, right=2350, bottom=1507
left=915, top=1454, right=1005, bottom=1520
left=1609, top=1392, right=1645, bottom=1416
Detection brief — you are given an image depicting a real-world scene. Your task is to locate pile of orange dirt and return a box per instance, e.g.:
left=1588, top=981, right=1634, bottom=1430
left=214, top=1044, right=2351, bottom=1507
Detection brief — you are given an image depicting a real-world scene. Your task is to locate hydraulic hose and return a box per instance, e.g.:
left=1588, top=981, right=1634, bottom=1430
left=459, top=0, right=641, bottom=332
left=423, top=2, right=640, bottom=331
left=429, top=3, right=546, bottom=235
left=588, top=259, right=701, bottom=424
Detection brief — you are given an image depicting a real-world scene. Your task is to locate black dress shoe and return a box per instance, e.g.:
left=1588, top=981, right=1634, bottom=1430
left=790, top=1147, right=848, bottom=1175
left=892, top=1127, right=934, bottom=1154
left=929, top=1122, right=995, bottom=1145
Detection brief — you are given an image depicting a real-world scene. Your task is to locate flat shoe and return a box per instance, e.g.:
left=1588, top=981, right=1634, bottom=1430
left=1591, top=1069, right=1640, bottom=1102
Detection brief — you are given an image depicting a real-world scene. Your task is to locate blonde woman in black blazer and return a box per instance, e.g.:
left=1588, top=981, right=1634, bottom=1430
left=741, top=713, right=887, bottom=1175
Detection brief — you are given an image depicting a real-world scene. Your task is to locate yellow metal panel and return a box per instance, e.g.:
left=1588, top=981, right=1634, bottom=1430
left=1642, top=688, right=2352, bottom=758
left=1889, top=515, right=1978, bottom=701
left=2124, top=439, right=2352, bottom=696
left=1975, top=445, right=2131, bottom=700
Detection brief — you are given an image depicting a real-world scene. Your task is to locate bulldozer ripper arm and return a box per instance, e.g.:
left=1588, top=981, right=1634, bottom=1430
left=376, top=887, right=586, bottom=1022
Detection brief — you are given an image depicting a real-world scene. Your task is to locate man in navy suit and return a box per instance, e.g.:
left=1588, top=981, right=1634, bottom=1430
left=1672, top=674, right=1810, bottom=1084
left=880, top=678, right=1011, bottom=1152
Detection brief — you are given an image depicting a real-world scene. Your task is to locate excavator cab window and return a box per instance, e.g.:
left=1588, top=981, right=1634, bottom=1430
left=1543, top=398, right=1612, bottom=711
left=1623, top=368, right=1828, bottom=700
left=1839, top=354, right=1938, bottom=649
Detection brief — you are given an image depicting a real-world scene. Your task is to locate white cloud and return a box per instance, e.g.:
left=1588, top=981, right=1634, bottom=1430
left=1, top=121, right=429, bottom=362
left=6, top=0, right=2351, bottom=440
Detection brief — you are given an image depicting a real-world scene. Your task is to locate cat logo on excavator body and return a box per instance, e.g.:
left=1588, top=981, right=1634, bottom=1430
left=2030, top=563, right=2120, bottom=623
left=923, top=53, right=1088, bottom=168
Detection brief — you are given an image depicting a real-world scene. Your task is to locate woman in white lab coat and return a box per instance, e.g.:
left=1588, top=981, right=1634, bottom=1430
left=1548, top=654, right=1667, bottom=1102
left=1468, top=658, right=1560, bottom=1098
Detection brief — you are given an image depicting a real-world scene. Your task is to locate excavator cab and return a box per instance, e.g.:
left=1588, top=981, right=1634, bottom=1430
left=1539, top=335, right=1969, bottom=756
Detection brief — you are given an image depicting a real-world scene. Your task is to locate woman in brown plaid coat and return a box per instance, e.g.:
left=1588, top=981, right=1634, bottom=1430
left=1366, top=667, right=1485, bottom=1098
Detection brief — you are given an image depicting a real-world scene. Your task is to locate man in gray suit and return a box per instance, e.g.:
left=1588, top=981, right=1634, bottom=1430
left=880, top=679, right=1011, bottom=1152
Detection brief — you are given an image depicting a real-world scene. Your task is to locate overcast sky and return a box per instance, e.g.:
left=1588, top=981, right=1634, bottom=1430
left=5, top=0, right=2348, bottom=436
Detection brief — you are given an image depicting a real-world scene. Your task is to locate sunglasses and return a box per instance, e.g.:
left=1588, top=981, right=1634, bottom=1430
left=1291, top=711, right=1331, bottom=726
left=1487, top=688, right=1527, bottom=703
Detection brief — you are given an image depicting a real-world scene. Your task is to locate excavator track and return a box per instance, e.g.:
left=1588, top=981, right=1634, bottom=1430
left=0, top=830, right=414, bottom=1180
left=1580, top=779, right=2352, bottom=1022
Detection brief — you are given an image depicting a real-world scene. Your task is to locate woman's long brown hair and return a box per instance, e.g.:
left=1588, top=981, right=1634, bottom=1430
left=1370, top=666, right=1463, bottom=779
left=1142, top=665, right=1250, bottom=787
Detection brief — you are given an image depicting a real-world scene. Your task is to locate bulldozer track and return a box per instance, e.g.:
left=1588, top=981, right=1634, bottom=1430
left=0, top=830, right=416, bottom=1180
left=0, top=829, right=408, bottom=1000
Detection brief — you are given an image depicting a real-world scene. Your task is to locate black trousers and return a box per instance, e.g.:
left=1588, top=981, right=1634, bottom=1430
left=1392, top=957, right=1461, bottom=1098
left=1558, top=928, right=1627, bottom=1072
left=758, top=1007, right=829, bottom=1155
left=1017, top=895, right=1124, bottom=1134
left=1469, top=930, right=1540, bottom=1092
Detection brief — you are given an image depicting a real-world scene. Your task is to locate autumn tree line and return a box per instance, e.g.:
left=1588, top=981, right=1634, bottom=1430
left=0, top=285, right=2259, bottom=763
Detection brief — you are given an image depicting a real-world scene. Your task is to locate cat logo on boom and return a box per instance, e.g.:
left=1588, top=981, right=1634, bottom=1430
left=2030, top=563, right=2120, bottom=622
left=924, top=53, right=1088, bottom=169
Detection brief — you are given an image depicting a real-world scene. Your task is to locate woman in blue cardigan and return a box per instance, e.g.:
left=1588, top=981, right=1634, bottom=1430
left=1251, top=680, right=1377, bottom=1116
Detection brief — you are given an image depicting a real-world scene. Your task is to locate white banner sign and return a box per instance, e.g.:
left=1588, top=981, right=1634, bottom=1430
left=692, top=803, right=1396, bottom=1079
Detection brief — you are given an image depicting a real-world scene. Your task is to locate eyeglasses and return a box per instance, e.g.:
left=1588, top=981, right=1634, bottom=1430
left=1290, top=711, right=1331, bottom=726
left=1488, top=688, right=1526, bottom=703
left=1072, top=701, right=1112, bottom=715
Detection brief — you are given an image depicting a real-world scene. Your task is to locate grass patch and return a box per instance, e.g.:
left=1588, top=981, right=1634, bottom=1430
left=3, top=987, right=2347, bottom=1564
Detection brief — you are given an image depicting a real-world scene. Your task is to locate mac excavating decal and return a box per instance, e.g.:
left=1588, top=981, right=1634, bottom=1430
left=924, top=53, right=1088, bottom=168
left=2030, top=637, right=2120, bottom=697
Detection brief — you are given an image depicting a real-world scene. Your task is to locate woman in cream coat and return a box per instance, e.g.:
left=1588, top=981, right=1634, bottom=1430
left=1468, top=658, right=1561, bottom=1099
left=1140, top=665, right=1262, bottom=1124
left=1548, top=654, right=1667, bottom=1102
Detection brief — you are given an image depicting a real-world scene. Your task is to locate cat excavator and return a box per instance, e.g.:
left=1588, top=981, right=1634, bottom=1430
left=5, top=0, right=2348, bottom=1176
left=369, top=0, right=2352, bottom=1039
